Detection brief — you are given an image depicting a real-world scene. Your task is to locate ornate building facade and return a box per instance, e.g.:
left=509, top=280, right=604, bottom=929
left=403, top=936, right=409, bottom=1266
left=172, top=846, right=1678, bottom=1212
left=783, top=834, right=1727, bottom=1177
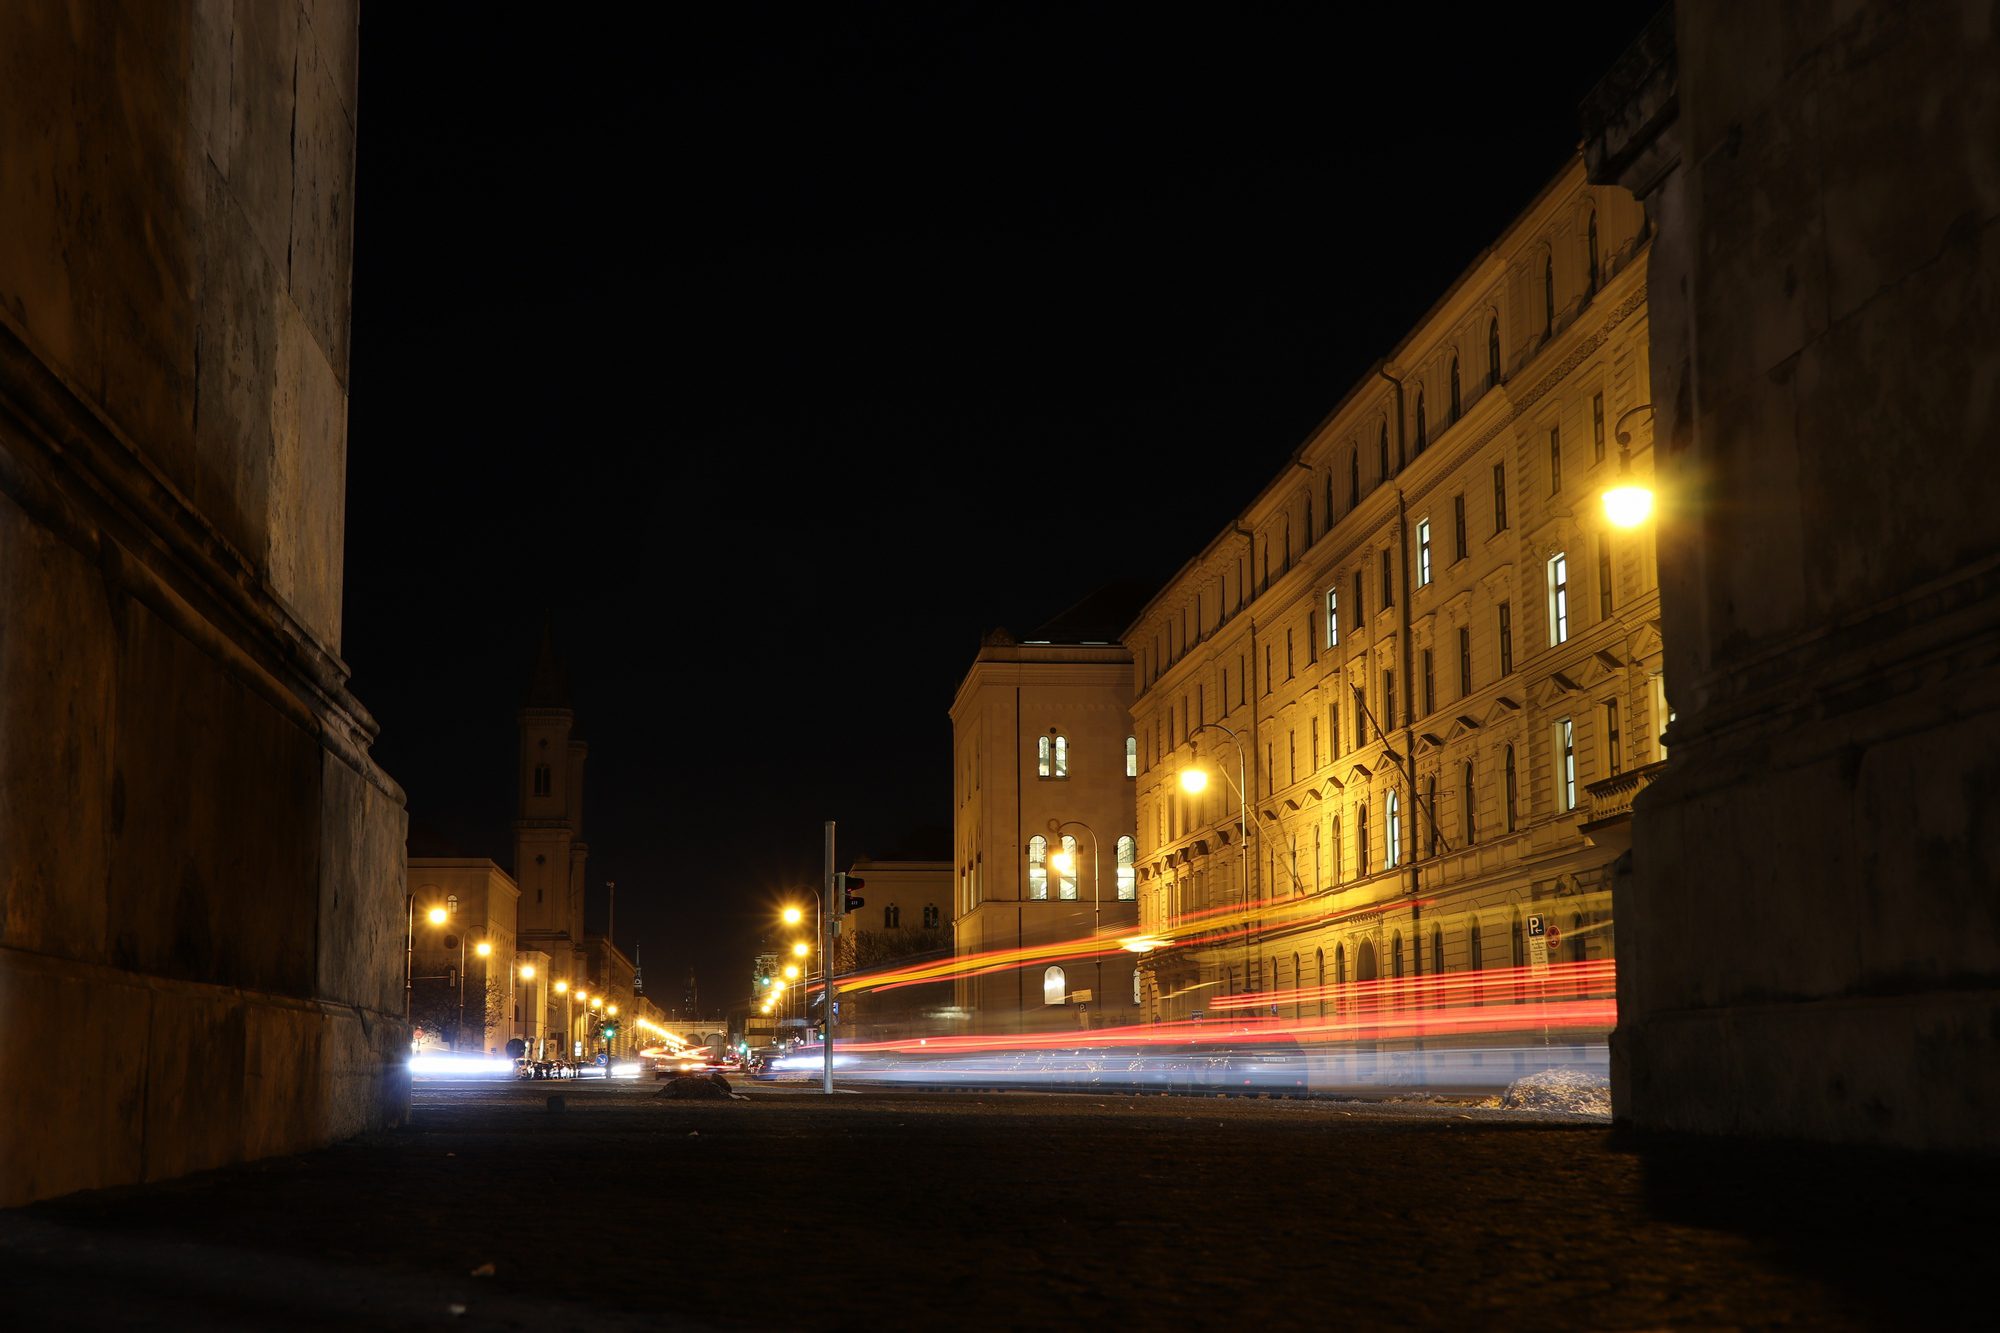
left=1128, top=156, right=1660, bottom=1025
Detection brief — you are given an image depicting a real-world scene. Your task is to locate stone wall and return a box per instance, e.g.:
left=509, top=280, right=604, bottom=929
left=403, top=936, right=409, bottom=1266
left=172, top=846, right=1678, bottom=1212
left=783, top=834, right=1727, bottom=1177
left=0, top=0, right=406, bottom=1204
left=1586, top=0, right=2000, bottom=1149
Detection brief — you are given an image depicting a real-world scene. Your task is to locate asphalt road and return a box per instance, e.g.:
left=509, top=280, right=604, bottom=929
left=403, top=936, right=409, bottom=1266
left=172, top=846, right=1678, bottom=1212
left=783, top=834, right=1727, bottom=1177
left=3, top=1077, right=1990, bottom=1330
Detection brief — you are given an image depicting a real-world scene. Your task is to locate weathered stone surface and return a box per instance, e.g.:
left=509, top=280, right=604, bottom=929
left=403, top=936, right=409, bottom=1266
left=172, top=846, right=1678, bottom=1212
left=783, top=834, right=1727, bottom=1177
left=0, top=0, right=404, bottom=1205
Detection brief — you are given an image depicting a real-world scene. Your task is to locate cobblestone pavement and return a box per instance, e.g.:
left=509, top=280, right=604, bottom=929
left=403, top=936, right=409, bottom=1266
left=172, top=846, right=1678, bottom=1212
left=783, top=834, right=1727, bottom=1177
left=2, top=1079, right=1991, bottom=1330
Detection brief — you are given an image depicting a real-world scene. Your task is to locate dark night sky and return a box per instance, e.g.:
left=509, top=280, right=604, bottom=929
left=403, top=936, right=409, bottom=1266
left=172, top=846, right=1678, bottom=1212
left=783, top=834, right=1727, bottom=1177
left=344, top=3, right=1661, bottom=1013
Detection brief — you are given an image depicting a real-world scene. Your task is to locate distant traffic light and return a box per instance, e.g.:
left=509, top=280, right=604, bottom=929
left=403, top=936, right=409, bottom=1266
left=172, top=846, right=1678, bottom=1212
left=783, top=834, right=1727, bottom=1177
left=601, top=1022, right=619, bottom=1040
left=838, top=871, right=866, bottom=913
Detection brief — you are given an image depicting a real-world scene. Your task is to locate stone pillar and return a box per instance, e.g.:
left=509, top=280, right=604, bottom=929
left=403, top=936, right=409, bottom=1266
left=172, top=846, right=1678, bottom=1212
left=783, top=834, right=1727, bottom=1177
left=1585, top=0, right=2000, bottom=1149
left=0, top=2, right=407, bottom=1204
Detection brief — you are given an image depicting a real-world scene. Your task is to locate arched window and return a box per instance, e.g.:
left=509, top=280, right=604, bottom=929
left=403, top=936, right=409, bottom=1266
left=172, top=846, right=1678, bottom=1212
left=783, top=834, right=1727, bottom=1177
left=1511, top=909, right=1526, bottom=1001
left=1315, top=947, right=1326, bottom=1017
left=884, top=904, right=901, bottom=928
left=1390, top=931, right=1405, bottom=1012
left=1431, top=926, right=1444, bottom=976
left=1378, top=421, right=1391, bottom=478
left=1116, top=836, right=1136, bottom=900
left=1449, top=357, right=1461, bottom=421
left=1037, top=735, right=1051, bottom=777
left=923, top=903, right=940, bottom=928
left=1335, top=941, right=1347, bottom=986
left=1470, top=921, right=1484, bottom=1005
left=1385, top=791, right=1401, bottom=869
left=1349, top=449, right=1360, bottom=508
left=1357, top=803, right=1370, bottom=870
left=1487, top=317, right=1501, bottom=386
left=1415, top=390, right=1428, bottom=453
left=1027, top=835, right=1048, bottom=900
left=1504, top=745, right=1518, bottom=831
left=446, top=894, right=459, bottom=917
left=1058, top=834, right=1079, bottom=900
left=1054, top=734, right=1069, bottom=778
left=1331, top=816, right=1342, bottom=881
left=1125, top=736, right=1137, bottom=778
left=1356, top=938, right=1376, bottom=984
left=1543, top=252, right=1555, bottom=336
left=1587, top=212, right=1600, bottom=292
left=1043, top=965, right=1067, bottom=1005
left=1291, top=951, right=1302, bottom=1016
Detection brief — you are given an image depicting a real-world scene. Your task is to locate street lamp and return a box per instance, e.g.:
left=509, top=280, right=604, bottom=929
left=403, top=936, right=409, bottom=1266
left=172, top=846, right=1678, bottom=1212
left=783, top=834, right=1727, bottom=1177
left=1604, top=404, right=1656, bottom=529
left=1048, top=818, right=1103, bottom=1024
left=791, top=941, right=809, bottom=959
left=1179, top=720, right=1255, bottom=1002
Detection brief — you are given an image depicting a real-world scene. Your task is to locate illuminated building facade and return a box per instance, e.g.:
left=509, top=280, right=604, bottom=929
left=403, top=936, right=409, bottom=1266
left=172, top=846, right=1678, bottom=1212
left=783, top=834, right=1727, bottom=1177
left=1129, top=156, right=1659, bottom=1026
left=406, top=859, right=526, bottom=1055
left=951, top=597, right=1145, bottom=1033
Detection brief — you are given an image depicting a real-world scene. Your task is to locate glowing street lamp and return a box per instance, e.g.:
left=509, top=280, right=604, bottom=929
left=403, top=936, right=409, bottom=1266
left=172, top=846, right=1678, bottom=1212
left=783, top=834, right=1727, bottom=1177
left=783, top=964, right=800, bottom=980
left=791, top=942, right=810, bottom=959
left=519, top=962, right=536, bottom=981
left=475, top=940, right=493, bottom=958
left=781, top=905, right=804, bottom=926
left=1604, top=405, right=1657, bottom=530
left=427, top=906, right=449, bottom=926
left=554, top=980, right=567, bottom=994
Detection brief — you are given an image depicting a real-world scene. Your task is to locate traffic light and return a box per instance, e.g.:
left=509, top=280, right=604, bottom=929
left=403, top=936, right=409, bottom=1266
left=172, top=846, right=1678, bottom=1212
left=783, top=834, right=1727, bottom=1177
left=601, top=1021, right=619, bottom=1040
left=839, top=871, right=866, bottom=913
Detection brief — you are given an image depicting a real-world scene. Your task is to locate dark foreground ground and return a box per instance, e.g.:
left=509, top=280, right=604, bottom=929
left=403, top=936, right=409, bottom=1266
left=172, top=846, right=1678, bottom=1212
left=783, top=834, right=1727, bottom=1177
left=3, top=1078, right=1993, bottom=1330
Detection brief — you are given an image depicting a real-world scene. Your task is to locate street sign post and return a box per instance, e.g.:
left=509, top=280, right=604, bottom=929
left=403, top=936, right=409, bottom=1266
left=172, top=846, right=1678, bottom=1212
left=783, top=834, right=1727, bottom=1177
left=1526, top=913, right=1550, bottom=1049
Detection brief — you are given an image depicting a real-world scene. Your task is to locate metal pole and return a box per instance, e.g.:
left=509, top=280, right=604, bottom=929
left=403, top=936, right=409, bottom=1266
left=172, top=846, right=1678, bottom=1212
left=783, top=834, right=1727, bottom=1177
left=404, top=894, right=414, bottom=1028
left=823, top=820, right=835, bottom=1095
left=456, top=935, right=466, bottom=1051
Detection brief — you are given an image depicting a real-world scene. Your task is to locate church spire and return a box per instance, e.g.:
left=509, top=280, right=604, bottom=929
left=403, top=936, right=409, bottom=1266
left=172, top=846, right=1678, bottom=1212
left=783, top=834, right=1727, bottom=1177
left=524, top=613, right=571, bottom=709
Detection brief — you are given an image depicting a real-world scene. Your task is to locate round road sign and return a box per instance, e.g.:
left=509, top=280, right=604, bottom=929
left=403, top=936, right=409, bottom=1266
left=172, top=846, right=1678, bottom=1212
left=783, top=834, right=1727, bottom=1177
left=1546, top=925, right=1563, bottom=949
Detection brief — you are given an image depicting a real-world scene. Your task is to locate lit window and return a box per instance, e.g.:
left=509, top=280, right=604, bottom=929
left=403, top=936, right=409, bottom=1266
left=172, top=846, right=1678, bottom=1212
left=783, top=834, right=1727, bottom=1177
left=1132, top=969, right=1143, bottom=1005
left=1043, top=966, right=1067, bottom=1006
left=1054, top=735, right=1068, bottom=778
left=1417, top=518, right=1432, bottom=586
left=1386, top=791, right=1401, bottom=869
left=1556, top=716, right=1576, bottom=812
left=1058, top=835, right=1079, bottom=901
left=1037, top=736, right=1051, bottom=778
left=1028, top=835, right=1048, bottom=900
left=1547, top=552, right=1569, bottom=645
left=1325, top=589, right=1338, bottom=647
left=1126, top=736, right=1137, bottom=779
left=1117, top=836, right=1136, bottom=900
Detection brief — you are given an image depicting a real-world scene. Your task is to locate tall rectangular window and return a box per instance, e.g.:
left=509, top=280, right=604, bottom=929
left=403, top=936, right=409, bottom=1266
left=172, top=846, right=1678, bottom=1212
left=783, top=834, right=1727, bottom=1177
left=1381, top=550, right=1394, bottom=607
left=1126, top=736, right=1137, bottom=778
left=1288, top=731, right=1297, bottom=785
left=1417, top=518, right=1433, bottom=586
left=1422, top=649, right=1435, bottom=718
left=1462, top=761, right=1477, bottom=846
left=1330, top=702, right=1341, bottom=761
left=1548, top=552, right=1570, bottom=645
left=1556, top=716, right=1576, bottom=811
left=1499, top=602, right=1514, bottom=676
left=1264, top=645, right=1273, bottom=694
left=1598, top=532, right=1614, bottom=619
left=1453, top=494, right=1468, bottom=561
left=1307, top=610, right=1318, bottom=664
left=1426, top=775, right=1439, bottom=855
left=1265, top=743, right=1273, bottom=795
left=1604, top=697, right=1622, bottom=775
left=1325, top=588, right=1339, bottom=647
left=1354, top=689, right=1367, bottom=750
left=1354, top=572, right=1365, bottom=628
left=1592, top=391, right=1606, bottom=463
left=1493, top=461, right=1509, bottom=532
left=1458, top=626, right=1472, bottom=696
left=1311, top=717, right=1320, bottom=769
left=1285, top=628, right=1295, bottom=679
left=1383, top=670, right=1396, bottom=731
left=1548, top=425, right=1563, bottom=495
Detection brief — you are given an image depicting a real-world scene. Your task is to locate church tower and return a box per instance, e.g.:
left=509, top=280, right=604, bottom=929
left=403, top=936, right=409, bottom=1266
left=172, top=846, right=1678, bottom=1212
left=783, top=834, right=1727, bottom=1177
left=515, top=625, right=588, bottom=943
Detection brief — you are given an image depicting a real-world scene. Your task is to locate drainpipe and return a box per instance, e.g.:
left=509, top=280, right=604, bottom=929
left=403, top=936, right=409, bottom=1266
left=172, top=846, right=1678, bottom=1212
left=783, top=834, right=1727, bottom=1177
left=1232, top=523, right=1258, bottom=992
left=1377, top=365, right=1422, bottom=985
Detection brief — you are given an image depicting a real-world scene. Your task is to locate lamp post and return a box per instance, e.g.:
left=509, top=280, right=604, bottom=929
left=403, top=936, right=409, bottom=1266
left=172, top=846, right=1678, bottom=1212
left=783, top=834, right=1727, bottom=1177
left=473, top=938, right=493, bottom=1054
left=1179, top=720, right=1254, bottom=1004
left=555, top=980, right=571, bottom=1066
left=1048, top=818, right=1102, bottom=1025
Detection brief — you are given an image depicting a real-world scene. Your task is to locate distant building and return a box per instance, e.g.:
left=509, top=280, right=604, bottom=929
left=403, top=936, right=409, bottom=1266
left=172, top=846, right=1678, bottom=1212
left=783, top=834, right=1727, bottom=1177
left=835, top=858, right=957, bottom=1040
left=951, top=587, right=1146, bottom=1032
left=407, top=859, right=525, bottom=1055
left=1127, top=154, right=1655, bottom=1025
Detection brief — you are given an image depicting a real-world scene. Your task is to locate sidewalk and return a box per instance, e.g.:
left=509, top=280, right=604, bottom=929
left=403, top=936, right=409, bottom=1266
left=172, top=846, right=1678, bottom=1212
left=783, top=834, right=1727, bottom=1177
left=3, top=1080, right=1990, bottom=1329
